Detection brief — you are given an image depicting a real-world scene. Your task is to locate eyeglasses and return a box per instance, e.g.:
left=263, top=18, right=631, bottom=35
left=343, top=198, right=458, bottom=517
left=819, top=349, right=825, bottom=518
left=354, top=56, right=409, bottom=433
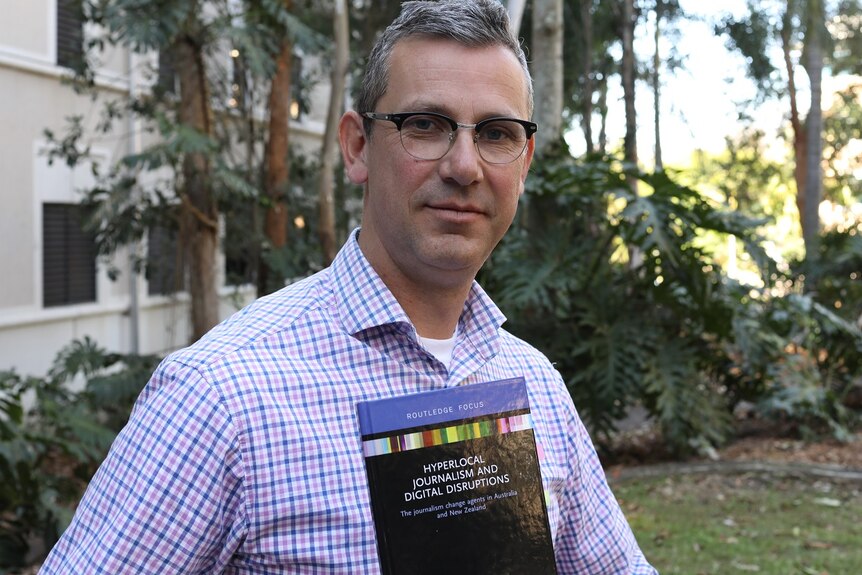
left=361, top=111, right=537, bottom=165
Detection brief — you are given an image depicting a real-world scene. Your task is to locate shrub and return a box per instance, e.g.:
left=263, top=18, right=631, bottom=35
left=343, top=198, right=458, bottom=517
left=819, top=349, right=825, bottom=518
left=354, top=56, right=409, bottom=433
left=481, top=145, right=862, bottom=454
left=0, top=338, right=156, bottom=569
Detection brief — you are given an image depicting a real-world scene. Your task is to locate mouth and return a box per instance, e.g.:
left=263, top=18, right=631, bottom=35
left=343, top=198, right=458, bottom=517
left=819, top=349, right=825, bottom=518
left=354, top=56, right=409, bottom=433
left=427, top=201, right=485, bottom=215
left=425, top=202, right=486, bottom=224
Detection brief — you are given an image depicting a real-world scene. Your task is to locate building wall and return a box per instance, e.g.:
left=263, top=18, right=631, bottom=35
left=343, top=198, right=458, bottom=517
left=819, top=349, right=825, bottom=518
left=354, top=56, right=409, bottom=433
left=0, top=1, right=327, bottom=377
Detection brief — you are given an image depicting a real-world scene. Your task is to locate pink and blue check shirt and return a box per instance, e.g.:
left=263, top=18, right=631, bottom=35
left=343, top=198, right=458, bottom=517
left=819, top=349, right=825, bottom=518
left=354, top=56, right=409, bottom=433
left=40, top=230, right=657, bottom=574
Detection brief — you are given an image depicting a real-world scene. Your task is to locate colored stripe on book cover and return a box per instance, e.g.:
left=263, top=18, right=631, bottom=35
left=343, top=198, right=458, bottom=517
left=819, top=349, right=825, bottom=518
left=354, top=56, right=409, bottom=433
left=362, top=414, right=534, bottom=457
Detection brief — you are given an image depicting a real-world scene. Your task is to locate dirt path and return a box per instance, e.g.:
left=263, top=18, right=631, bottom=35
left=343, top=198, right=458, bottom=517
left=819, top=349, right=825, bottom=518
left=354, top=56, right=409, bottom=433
left=605, top=430, right=862, bottom=483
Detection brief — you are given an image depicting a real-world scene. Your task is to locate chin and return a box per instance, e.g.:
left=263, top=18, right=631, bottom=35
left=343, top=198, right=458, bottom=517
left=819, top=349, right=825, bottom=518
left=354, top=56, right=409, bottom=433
left=421, top=244, right=486, bottom=275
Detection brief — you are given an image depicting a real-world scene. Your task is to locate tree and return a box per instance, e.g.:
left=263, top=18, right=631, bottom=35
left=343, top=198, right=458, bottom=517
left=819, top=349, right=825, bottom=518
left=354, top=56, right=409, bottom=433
left=653, top=0, right=664, bottom=171
left=620, top=0, right=638, bottom=171
left=531, top=0, right=565, bottom=154
left=561, top=0, right=619, bottom=154
left=823, top=83, right=862, bottom=205
left=647, top=0, right=685, bottom=171
left=63, top=0, right=262, bottom=341
left=578, top=0, right=596, bottom=153
left=259, top=0, right=296, bottom=296
left=801, top=0, right=827, bottom=253
left=316, top=0, right=349, bottom=266
left=172, top=3, right=220, bottom=339
left=44, top=0, right=324, bottom=341
left=714, top=0, right=862, bottom=261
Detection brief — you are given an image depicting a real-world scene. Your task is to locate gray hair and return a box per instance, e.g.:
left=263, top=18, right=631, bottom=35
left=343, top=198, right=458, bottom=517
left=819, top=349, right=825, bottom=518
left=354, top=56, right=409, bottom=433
left=356, top=0, right=533, bottom=129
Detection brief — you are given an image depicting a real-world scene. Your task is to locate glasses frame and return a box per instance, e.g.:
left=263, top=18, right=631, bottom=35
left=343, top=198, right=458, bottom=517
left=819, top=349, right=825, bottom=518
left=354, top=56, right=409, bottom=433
left=361, top=111, right=538, bottom=164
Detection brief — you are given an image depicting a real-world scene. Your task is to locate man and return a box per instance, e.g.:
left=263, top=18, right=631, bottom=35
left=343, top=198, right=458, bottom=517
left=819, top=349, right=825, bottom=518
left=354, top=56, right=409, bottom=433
left=41, top=1, right=657, bottom=573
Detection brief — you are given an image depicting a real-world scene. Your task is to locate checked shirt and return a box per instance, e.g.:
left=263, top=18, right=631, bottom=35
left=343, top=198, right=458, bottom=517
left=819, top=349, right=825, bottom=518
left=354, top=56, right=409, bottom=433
left=40, top=230, right=657, bottom=574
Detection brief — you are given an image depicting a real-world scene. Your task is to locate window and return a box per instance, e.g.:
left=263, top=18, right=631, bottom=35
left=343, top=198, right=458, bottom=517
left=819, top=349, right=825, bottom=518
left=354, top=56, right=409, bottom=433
left=157, top=48, right=177, bottom=96
left=228, top=48, right=247, bottom=109
left=147, top=224, right=185, bottom=296
left=223, top=205, right=256, bottom=287
left=290, top=55, right=303, bottom=120
left=56, top=0, right=84, bottom=70
left=42, top=203, right=97, bottom=307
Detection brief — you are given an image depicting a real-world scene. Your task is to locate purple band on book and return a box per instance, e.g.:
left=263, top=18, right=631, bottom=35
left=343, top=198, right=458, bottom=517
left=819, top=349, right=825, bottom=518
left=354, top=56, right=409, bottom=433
left=357, top=377, right=528, bottom=437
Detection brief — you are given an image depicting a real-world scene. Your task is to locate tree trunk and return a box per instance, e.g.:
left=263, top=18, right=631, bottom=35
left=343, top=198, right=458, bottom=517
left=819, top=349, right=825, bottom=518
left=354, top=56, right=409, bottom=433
left=581, top=0, right=595, bottom=153
left=318, top=0, right=349, bottom=266
left=653, top=0, right=663, bottom=171
left=621, top=0, right=641, bottom=268
left=175, top=25, right=220, bottom=342
left=259, top=0, right=293, bottom=296
left=531, top=0, right=564, bottom=154
left=801, top=0, right=825, bottom=259
left=780, top=6, right=810, bottom=252
left=621, top=0, right=638, bottom=170
left=598, top=76, right=609, bottom=153
left=525, top=0, right=564, bottom=233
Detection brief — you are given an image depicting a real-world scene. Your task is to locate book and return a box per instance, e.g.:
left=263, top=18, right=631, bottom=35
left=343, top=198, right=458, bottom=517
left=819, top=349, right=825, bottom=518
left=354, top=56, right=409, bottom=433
left=356, top=377, right=558, bottom=575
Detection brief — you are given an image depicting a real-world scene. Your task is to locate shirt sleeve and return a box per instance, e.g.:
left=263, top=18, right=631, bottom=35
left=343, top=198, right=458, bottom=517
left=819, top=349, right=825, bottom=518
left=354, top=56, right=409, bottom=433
left=553, top=403, right=659, bottom=574
left=39, top=360, right=247, bottom=574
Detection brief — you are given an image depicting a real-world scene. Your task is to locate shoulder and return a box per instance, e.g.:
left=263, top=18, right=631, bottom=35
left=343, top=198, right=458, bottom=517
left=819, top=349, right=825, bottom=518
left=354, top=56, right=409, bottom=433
left=138, top=270, right=336, bottom=407
left=491, top=327, right=578, bottom=430
left=496, top=328, right=565, bottom=386
left=492, top=328, right=585, bottom=455
left=172, top=270, right=333, bottom=371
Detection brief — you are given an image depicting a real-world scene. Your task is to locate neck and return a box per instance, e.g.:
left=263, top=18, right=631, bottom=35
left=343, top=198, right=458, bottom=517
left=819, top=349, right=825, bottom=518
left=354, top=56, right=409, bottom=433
left=358, top=233, right=474, bottom=339
left=395, top=282, right=469, bottom=339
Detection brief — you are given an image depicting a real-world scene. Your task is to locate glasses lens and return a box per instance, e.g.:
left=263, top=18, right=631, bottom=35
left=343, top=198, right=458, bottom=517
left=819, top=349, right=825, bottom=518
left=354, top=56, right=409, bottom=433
left=476, top=120, right=528, bottom=164
left=399, top=114, right=452, bottom=160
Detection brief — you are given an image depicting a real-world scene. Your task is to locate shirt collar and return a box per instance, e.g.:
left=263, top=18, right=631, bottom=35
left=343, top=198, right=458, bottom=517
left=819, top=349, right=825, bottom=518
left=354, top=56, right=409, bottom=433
left=330, top=229, right=506, bottom=355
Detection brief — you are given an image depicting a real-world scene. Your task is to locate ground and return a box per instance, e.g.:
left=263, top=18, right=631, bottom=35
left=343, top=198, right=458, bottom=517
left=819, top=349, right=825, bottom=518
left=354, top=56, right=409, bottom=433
left=15, top=421, right=862, bottom=575
left=718, top=433, right=862, bottom=469
left=601, top=415, right=862, bottom=479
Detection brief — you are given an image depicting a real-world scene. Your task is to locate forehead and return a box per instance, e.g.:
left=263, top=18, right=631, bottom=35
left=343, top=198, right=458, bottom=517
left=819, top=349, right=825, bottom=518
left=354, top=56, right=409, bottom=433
left=382, top=37, right=530, bottom=119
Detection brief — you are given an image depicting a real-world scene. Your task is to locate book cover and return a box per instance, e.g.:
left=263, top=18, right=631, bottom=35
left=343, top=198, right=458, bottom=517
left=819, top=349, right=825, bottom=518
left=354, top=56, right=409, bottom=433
left=356, top=377, right=558, bottom=575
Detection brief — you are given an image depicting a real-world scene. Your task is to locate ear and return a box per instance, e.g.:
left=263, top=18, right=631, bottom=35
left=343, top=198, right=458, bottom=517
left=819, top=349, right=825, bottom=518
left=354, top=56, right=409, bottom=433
left=339, top=111, right=369, bottom=185
left=518, top=136, right=536, bottom=196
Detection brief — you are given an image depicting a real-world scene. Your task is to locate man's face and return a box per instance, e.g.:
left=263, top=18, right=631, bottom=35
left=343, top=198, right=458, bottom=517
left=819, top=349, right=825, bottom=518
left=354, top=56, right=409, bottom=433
left=344, top=37, right=534, bottom=292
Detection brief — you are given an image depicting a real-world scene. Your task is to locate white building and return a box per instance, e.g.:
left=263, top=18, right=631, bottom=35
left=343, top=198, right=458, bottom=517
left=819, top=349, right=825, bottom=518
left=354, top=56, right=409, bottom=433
left=0, top=1, right=329, bottom=378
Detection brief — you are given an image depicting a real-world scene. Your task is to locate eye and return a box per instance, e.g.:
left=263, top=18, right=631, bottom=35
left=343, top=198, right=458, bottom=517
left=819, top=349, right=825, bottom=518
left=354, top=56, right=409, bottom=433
left=401, top=114, right=449, bottom=135
left=479, top=121, right=518, bottom=142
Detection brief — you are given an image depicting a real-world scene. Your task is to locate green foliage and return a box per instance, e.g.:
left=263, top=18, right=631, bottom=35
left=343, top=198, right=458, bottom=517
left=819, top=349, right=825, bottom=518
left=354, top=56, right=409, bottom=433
left=481, top=145, right=862, bottom=454
left=715, top=7, right=782, bottom=99
left=221, top=146, right=351, bottom=291
left=89, top=0, right=193, bottom=52
left=691, top=128, right=795, bottom=219
left=803, top=226, right=862, bottom=325
left=829, top=0, right=862, bottom=75
left=748, top=225, right=862, bottom=439
left=42, top=0, right=331, bottom=302
left=0, top=339, right=157, bottom=569
left=741, top=289, right=861, bottom=440
left=823, top=83, right=862, bottom=205
left=483, top=148, right=752, bottom=452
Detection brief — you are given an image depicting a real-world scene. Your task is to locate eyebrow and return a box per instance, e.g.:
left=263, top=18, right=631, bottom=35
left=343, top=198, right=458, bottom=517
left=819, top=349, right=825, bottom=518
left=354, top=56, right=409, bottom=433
left=397, top=100, right=451, bottom=116
left=394, top=101, right=524, bottom=122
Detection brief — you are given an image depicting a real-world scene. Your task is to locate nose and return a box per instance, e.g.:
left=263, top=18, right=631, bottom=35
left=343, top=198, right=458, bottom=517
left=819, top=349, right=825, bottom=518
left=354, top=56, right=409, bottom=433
left=438, top=129, right=483, bottom=186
